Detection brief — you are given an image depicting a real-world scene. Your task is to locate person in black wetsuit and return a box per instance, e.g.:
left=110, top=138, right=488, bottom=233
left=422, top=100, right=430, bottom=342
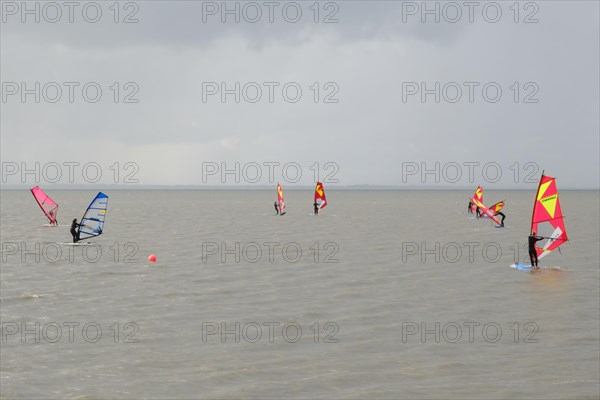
left=495, top=211, right=506, bottom=227
left=528, top=232, right=544, bottom=268
left=274, top=201, right=279, bottom=215
left=70, top=219, right=81, bottom=243
left=475, top=207, right=481, bottom=218
left=313, top=202, right=319, bottom=215
left=468, top=201, right=473, bottom=214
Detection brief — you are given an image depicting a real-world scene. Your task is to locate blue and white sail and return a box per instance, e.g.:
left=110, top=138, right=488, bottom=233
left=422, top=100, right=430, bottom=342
left=78, top=192, right=109, bottom=241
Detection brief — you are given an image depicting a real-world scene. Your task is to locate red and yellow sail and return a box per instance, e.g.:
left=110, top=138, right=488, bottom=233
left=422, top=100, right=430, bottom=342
left=471, top=196, right=503, bottom=226
left=314, top=182, right=327, bottom=210
left=489, top=201, right=505, bottom=214
left=277, top=182, right=286, bottom=213
left=471, top=186, right=483, bottom=212
left=531, top=174, right=568, bottom=259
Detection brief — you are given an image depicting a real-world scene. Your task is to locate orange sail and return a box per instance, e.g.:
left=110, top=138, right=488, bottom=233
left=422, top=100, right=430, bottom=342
left=471, top=186, right=483, bottom=212
left=531, top=174, right=568, bottom=259
left=314, top=182, right=327, bottom=210
left=277, top=183, right=286, bottom=214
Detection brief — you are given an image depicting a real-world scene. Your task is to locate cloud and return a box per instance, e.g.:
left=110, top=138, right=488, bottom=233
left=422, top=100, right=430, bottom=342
left=1, top=1, right=598, bottom=187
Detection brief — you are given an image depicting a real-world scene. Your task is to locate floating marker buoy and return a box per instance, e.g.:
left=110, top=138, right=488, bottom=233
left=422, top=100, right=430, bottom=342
left=148, top=255, right=157, bottom=263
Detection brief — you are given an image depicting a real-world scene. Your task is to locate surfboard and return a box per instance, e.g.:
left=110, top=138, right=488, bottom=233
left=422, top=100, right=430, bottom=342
left=511, top=263, right=533, bottom=271
left=56, top=242, right=96, bottom=246
left=510, top=263, right=563, bottom=272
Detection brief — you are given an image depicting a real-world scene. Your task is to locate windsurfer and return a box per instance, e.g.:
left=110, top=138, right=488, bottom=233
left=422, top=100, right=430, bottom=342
left=468, top=201, right=473, bottom=213
left=528, top=232, right=544, bottom=268
left=70, top=219, right=81, bottom=243
left=475, top=207, right=481, bottom=218
left=274, top=201, right=279, bottom=215
left=495, top=211, right=506, bottom=227
left=49, top=210, right=58, bottom=225
left=313, top=202, right=319, bottom=215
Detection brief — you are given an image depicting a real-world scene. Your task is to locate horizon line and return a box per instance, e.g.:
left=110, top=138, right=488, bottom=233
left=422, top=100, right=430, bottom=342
left=1, top=184, right=598, bottom=191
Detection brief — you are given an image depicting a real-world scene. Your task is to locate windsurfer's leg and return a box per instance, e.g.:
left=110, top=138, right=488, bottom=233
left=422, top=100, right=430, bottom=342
left=530, top=252, right=539, bottom=267
left=529, top=251, right=535, bottom=267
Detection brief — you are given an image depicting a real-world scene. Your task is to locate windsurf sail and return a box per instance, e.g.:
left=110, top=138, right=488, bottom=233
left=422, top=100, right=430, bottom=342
left=471, top=186, right=483, bottom=212
left=78, top=192, right=109, bottom=241
left=277, top=182, right=286, bottom=214
left=471, top=196, right=503, bottom=226
left=531, top=173, right=568, bottom=259
left=489, top=201, right=505, bottom=214
left=314, top=182, right=327, bottom=210
left=30, top=186, right=58, bottom=224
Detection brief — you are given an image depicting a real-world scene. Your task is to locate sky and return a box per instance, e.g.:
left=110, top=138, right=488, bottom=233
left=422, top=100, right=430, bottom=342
left=1, top=0, right=599, bottom=189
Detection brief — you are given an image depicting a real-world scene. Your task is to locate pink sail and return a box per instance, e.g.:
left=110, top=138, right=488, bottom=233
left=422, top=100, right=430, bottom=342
left=30, top=186, right=58, bottom=224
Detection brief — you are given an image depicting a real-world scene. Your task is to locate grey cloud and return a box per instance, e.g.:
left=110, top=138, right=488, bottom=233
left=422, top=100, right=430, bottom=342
left=1, top=1, right=598, bottom=187
left=2, top=1, right=472, bottom=49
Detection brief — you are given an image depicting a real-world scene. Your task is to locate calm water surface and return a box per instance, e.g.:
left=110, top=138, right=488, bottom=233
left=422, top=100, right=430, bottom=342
left=1, top=190, right=598, bottom=399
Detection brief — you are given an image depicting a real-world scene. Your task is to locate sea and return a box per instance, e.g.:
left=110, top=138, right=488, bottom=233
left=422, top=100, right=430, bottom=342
left=1, top=189, right=599, bottom=399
